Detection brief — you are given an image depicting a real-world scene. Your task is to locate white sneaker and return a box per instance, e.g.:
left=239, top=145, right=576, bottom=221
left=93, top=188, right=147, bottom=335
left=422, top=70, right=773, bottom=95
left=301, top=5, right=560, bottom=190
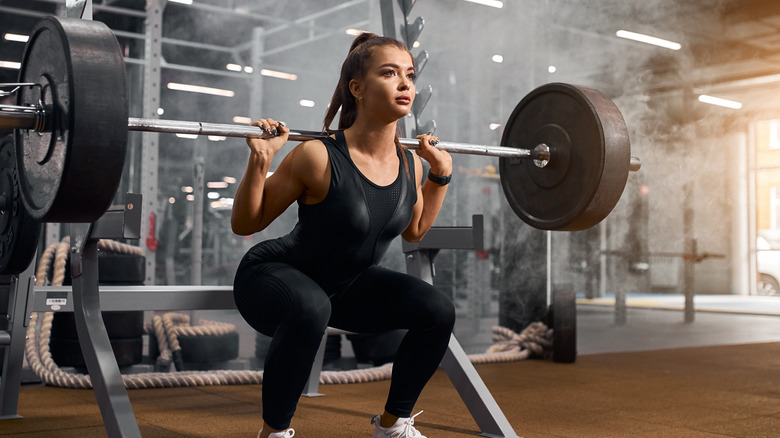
left=257, top=428, right=295, bottom=438
left=371, top=410, right=427, bottom=438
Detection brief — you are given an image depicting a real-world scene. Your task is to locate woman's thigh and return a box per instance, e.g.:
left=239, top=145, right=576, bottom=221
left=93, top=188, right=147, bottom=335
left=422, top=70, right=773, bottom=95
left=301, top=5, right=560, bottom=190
left=233, top=261, right=331, bottom=337
left=328, top=266, right=455, bottom=333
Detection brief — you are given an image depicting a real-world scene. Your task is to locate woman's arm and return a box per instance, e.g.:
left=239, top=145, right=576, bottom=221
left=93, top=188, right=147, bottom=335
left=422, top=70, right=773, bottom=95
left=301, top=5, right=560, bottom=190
left=402, top=134, right=452, bottom=242
left=231, top=119, right=329, bottom=235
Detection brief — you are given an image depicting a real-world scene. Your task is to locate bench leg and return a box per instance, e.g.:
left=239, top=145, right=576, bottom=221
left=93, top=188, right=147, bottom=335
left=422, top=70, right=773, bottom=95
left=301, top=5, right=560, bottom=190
left=441, top=334, right=520, bottom=438
left=301, top=331, right=327, bottom=397
left=71, top=227, right=141, bottom=438
left=0, top=260, right=35, bottom=420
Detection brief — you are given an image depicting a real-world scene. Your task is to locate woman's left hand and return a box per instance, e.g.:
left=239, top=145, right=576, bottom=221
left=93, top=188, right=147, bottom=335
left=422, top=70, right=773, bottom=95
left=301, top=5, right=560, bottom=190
left=415, top=134, right=452, bottom=177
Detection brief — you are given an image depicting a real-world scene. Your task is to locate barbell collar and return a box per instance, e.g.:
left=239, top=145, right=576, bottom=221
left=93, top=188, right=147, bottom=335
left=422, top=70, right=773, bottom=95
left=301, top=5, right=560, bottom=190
left=0, top=103, right=46, bottom=132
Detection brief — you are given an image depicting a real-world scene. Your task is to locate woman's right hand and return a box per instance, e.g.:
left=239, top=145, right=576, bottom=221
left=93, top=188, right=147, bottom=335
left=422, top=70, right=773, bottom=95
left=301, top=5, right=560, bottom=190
left=246, top=118, right=290, bottom=158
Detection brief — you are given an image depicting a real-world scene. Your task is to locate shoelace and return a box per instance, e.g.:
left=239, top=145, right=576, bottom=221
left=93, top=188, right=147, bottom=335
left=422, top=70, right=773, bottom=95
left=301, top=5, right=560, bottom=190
left=258, top=428, right=295, bottom=438
left=398, top=410, right=424, bottom=438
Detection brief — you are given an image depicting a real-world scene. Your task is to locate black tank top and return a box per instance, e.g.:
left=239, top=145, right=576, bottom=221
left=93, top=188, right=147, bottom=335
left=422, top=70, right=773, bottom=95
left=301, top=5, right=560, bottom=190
left=241, top=131, right=417, bottom=295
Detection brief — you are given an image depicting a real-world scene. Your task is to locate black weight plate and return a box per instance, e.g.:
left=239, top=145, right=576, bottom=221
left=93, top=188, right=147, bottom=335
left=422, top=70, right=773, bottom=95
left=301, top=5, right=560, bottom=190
left=552, top=287, right=577, bottom=363
left=499, top=83, right=630, bottom=230
left=0, top=135, right=40, bottom=274
left=16, top=16, right=128, bottom=223
left=50, top=336, right=143, bottom=369
left=178, top=331, right=240, bottom=364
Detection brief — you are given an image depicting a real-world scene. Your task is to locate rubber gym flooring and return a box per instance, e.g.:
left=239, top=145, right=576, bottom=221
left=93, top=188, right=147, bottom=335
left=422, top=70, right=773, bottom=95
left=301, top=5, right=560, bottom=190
left=3, top=295, right=780, bottom=437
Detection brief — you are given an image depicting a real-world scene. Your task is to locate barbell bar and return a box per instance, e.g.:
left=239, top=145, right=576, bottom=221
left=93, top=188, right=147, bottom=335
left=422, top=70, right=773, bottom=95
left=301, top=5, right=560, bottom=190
left=0, top=106, right=641, bottom=170
left=2, top=15, right=639, bottom=233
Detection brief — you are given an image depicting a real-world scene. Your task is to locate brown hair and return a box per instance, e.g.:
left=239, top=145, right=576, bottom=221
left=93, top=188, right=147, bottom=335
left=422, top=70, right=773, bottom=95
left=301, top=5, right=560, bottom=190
left=323, top=32, right=413, bottom=174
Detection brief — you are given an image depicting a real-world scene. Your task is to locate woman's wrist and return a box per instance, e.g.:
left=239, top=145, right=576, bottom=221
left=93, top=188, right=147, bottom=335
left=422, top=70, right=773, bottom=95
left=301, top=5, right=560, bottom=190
left=427, top=170, right=452, bottom=186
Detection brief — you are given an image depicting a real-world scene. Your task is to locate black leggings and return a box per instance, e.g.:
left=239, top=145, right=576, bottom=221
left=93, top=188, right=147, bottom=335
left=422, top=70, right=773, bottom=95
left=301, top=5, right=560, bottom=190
left=233, top=262, right=456, bottom=430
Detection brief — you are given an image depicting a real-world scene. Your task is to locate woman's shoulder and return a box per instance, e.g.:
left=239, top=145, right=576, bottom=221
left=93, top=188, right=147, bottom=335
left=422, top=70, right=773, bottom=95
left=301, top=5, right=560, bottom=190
left=286, top=139, right=331, bottom=175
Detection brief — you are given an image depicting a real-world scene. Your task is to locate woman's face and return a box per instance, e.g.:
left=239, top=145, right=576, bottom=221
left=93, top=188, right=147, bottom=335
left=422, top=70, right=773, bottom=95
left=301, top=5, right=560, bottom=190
left=354, top=45, right=416, bottom=123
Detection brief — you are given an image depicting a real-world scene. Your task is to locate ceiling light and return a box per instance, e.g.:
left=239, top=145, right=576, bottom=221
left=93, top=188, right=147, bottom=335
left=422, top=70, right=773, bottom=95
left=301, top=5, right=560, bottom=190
left=616, top=30, right=681, bottom=51
left=181, top=186, right=194, bottom=193
left=157, top=107, right=165, bottom=115
left=0, top=61, right=21, bottom=70
left=261, top=69, right=298, bottom=81
left=233, top=116, right=252, bottom=124
left=698, top=95, right=742, bottom=110
left=168, top=0, right=193, bottom=4
left=464, top=0, right=503, bottom=8
left=489, top=123, right=501, bottom=130
left=226, top=63, right=242, bottom=72
left=207, top=192, right=220, bottom=199
left=207, top=181, right=229, bottom=189
left=346, top=29, right=368, bottom=36
left=186, top=194, right=195, bottom=201
left=413, top=41, right=421, bottom=48
left=244, top=66, right=254, bottom=73
left=167, top=82, right=235, bottom=97
left=208, top=136, right=227, bottom=141
left=4, top=33, right=29, bottom=43
left=299, top=99, right=315, bottom=108
left=176, top=133, right=198, bottom=139
left=492, top=55, right=503, bottom=63
left=168, top=197, right=176, bottom=204
left=548, top=65, right=557, bottom=73
left=223, top=176, right=237, bottom=184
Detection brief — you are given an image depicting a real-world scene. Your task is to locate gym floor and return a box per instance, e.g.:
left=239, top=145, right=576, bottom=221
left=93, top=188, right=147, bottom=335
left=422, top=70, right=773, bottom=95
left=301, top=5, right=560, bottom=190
left=3, top=294, right=780, bottom=437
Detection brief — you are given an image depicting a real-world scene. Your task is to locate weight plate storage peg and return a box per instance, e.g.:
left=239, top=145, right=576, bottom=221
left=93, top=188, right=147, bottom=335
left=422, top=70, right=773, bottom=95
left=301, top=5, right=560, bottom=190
left=0, top=135, right=40, bottom=275
left=15, top=16, right=128, bottom=223
left=499, top=83, right=630, bottom=231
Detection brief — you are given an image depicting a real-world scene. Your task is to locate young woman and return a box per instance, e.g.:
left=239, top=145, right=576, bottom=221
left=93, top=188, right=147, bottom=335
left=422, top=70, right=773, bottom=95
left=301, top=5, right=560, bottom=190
left=232, top=32, right=454, bottom=438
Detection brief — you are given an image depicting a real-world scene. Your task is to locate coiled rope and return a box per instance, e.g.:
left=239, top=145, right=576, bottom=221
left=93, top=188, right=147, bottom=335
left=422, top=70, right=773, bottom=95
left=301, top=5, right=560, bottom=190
left=25, top=239, right=553, bottom=389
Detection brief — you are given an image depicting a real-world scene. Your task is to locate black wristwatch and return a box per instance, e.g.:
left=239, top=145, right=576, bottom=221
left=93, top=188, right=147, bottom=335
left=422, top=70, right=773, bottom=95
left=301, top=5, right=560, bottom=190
left=427, top=171, right=452, bottom=186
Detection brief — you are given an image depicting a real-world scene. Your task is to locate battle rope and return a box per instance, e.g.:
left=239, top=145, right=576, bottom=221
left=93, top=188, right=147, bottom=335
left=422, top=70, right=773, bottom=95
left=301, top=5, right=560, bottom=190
left=25, top=240, right=553, bottom=389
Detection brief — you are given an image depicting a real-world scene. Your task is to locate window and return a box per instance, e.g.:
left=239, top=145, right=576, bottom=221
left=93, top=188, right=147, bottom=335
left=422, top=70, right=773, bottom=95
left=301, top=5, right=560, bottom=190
left=771, top=186, right=780, bottom=229
left=770, top=120, right=780, bottom=150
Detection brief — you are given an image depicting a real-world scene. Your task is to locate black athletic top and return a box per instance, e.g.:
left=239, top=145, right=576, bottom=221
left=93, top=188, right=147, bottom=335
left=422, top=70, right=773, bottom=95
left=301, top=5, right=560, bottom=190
left=240, top=131, right=417, bottom=295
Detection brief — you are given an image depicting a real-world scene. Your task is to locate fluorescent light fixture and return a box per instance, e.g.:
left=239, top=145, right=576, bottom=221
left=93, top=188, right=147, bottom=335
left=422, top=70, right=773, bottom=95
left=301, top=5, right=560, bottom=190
left=233, top=116, right=252, bottom=124
left=182, top=186, right=194, bottom=193
left=208, top=136, right=227, bottom=141
left=489, top=123, right=501, bottom=131
left=223, top=176, right=237, bottom=184
left=176, top=133, right=198, bottom=139
left=167, top=82, right=235, bottom=97
left=4, top=33, right=29, bottom=43
left=464, top=0, right=503, bottom=8
left=299, top=99, right=315, bottom=108
left=168, top=0, right=193, bottom=4
left=0, top=61, right=21, bottom=70
left=548, top=65, right=557, bottom=73
left=492, top=55, right=504, bottom=63
left=698, top=94, right=742, bottom=110
left=616, top=30, right=681, bottom=50
left=226, top=63, right=242, bottom=72
left=346, top=29, right=368, bottom=36
left=210, top=198, right=234, bottom=209
left=207, top=181, right=229, bottom=189
left=261, top=69, right=297, bottom=80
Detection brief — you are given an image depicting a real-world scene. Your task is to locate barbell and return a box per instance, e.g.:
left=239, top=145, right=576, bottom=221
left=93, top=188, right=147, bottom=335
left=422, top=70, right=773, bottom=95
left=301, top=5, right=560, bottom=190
left=0, top=16, right=640, bottom=273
